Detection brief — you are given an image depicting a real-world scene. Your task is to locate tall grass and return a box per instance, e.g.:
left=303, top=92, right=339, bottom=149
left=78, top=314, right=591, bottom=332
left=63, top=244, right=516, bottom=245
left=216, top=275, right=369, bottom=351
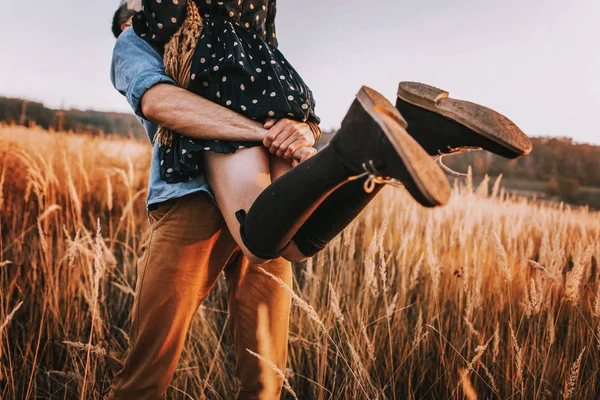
left=1, top=126, right=599, bottom=399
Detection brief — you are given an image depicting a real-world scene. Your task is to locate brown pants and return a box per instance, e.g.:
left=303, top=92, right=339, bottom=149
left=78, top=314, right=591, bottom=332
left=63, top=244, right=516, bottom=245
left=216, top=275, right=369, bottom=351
left=107, top=192, right=292, bottom=400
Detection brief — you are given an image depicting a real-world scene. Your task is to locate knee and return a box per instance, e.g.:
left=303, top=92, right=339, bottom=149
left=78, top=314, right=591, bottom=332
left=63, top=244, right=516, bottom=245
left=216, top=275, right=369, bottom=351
left=242, top=249, right=269, bottom=265
left=284, top=254, right=309, bottom=263
left=281, top=243, right=310, bottom=263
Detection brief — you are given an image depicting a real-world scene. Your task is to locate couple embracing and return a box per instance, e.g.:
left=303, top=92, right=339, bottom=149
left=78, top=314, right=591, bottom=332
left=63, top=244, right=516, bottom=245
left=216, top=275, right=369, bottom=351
left=108, top=1, right=531, bottom=398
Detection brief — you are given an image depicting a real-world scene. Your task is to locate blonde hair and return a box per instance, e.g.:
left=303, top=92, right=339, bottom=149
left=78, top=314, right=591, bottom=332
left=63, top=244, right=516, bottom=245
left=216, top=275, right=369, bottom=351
left=155, top=1, right=203, bottom=146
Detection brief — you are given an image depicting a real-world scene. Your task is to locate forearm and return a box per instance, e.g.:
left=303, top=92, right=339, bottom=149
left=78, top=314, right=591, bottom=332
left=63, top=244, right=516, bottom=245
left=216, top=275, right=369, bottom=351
left=141, top=83, right=267, bottom=142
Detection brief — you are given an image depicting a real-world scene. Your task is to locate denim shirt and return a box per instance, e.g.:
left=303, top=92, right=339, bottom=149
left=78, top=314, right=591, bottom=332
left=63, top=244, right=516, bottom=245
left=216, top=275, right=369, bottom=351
left=110, top=28, right=214, bottom=209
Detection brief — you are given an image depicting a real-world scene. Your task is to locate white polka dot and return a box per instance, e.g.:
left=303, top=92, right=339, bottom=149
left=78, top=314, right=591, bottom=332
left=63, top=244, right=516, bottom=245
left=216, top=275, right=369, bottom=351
left=256, top=68, right=262, bottom=73
left=240, top=84, right=246, bottom=90
left=213, top=66, right=219, bottom=71
left=301, top=104, right=309, bottom=110
left=182, top=149, right=187, bottom=154
left=166, top=148, right=171, bottom=153
left=268, top=111, right=275, bottom=117
left=157, top=23, right=163, bottom=29
left=241, top=105, right=247, bottom=111
left=191, top=74, right=196, bottom=80
left=167, top=168, right=173, bottom=173
left=207, top=43, right=212, bottom=48
left=252, top=99, right=258, bottom=104
left=270, top=92, right=276, bottom=97
left=280, top=76, right=286, bottom=80
left=288, top=95, right=294, bottom=101
left=204, top=147, right=211, bottom=151
left=222, top=76, right=227, bottom=82
left=267, top=76, right=272, bottom=81
left=226, top=100, right=232, bottom=106
left=271, top=60, right=277, bottom=64
left=251, top=76, right=255, bottom=82
left=171, top=17, right=177, bottom=23
left=216, top=91, right=221, bottom=97
left=200, top=57, right=206, bottom=63
left=203, top=82, right=209, bottom=87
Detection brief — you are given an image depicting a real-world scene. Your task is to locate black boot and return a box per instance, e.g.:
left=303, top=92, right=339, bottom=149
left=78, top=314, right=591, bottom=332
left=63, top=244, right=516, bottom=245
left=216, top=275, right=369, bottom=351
left=396, top=82, right=533, bottom=159
left=236, top=86, right=451, bottom=260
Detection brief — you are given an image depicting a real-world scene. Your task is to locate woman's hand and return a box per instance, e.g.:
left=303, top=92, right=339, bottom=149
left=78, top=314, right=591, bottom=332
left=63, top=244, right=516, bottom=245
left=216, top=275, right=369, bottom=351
left=263, top=119, right=316, bottom=159
left=291, top=147, right=317, bottom=167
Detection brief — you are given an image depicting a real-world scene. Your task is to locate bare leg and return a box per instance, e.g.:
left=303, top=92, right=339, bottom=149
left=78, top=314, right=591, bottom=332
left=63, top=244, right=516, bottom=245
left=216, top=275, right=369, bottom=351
left=204, top=148, right=307, bottom=263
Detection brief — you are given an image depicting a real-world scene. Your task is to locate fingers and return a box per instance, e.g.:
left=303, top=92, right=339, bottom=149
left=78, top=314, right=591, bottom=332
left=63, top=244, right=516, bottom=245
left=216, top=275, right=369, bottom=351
left=284, top=136, right=311, bottom=159
left=301, top=148, right=317, bottom=162
left=263, top=119, right=315, bottom=158
left=290, top=147, right=317, bottom=166
left=276, top=127, right=301, bottom=158
left=263, top=119, right=276, bottom=129
left=263, top=119, right=287, bottom=148
left=270, top=123, right=296, bottom=155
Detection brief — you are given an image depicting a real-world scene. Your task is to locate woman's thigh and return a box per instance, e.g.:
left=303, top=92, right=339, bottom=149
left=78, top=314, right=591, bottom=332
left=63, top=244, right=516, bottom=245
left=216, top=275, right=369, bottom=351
left=203, top=147, right=273, bottom=261
left=270, top=153, right=293, bottom=181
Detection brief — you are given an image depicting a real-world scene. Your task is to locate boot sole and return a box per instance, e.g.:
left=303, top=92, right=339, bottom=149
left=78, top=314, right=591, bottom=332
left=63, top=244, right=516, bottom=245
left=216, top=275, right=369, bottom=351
left=397, top=82, right=532, bottom=158
left=356, top=86, right=451, bottom=207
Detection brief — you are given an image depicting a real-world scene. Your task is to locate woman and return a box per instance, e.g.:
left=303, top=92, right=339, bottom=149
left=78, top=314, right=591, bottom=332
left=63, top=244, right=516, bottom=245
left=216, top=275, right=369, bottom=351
left=133, top=0, right=454, bottom=263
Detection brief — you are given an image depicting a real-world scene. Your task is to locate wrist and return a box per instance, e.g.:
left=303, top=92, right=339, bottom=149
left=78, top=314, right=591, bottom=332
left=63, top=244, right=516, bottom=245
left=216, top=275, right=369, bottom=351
left=306, top=121, right=322, bottom=143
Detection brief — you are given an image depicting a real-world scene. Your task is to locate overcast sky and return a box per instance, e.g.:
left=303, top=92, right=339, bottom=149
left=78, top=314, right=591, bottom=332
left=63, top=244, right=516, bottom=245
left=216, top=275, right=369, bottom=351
left=1, top=0, right=599, bottom=144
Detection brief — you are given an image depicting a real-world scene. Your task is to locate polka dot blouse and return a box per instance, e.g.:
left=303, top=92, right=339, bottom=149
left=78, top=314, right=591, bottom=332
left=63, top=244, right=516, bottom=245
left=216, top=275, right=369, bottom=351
left=133, top=0, right=320, bottom=183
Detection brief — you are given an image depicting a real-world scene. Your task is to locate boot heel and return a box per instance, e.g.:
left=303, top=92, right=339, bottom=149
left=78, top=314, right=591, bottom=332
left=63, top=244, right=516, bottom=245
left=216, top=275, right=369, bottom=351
left=349, top=86, right=451, bottom=207
left=397, top=82, right=449, bottom=108
left=397, top=81, right=533, bottom=158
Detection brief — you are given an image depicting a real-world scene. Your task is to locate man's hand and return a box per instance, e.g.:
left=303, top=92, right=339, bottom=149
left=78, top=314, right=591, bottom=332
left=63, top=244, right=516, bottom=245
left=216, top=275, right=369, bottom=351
left=291, top=147, right=317, bottom=167
left=263, top=119, right=315, bottom=159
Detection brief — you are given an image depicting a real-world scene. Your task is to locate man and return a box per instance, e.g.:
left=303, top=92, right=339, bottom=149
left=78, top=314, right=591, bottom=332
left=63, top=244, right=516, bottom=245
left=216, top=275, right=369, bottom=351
left=111, top=2, right=136, bottom=39
left=107, top=3, right=319, bottom=400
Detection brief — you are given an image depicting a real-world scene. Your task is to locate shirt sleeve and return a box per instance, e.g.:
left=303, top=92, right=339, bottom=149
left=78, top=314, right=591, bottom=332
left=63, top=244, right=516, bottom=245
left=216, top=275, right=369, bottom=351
left=110, top=28, right=176, bottom=119
left=265, top=0, right=278, bottom=48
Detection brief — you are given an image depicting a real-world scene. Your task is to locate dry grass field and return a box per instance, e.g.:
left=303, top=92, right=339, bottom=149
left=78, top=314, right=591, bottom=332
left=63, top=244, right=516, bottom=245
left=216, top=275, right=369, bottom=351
left=1, top=126, right=600, bottom=399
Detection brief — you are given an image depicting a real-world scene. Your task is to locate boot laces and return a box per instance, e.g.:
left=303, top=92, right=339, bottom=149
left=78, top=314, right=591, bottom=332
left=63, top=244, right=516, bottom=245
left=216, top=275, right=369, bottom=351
left=348, top=160, right=405, bottom=193
left=433, top=146, right=482, bottom=177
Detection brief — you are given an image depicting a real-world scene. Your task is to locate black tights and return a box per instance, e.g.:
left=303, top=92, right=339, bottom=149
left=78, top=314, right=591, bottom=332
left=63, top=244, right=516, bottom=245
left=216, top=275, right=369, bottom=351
left=237, top=145, right=382, bottom=260
left=292, top=180, right=382, bottom=257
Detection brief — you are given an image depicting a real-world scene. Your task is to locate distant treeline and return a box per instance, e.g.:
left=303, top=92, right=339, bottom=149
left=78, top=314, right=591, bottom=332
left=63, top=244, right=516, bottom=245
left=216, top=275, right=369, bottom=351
left=3, top=96, right=599, bottom=191
left=0, top=97, right=146, bottom=140
left=443, top=137, right=600, bottom=188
